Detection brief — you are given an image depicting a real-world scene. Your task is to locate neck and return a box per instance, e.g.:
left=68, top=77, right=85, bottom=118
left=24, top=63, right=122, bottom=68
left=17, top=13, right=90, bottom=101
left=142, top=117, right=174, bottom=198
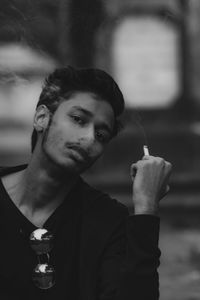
left=17, top=151, right=79, bottom=211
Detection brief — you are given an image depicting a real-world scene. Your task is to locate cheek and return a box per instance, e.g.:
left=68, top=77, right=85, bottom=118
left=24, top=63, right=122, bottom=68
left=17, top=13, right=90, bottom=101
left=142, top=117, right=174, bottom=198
left=44, top=126, right=66, bottom=150
left=89, top=143, right=104, bottom=160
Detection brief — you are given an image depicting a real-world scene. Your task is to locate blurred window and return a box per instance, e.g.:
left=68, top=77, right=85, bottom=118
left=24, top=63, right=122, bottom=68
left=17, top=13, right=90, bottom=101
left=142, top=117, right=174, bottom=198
left=111, top=16, right=181, bottom=109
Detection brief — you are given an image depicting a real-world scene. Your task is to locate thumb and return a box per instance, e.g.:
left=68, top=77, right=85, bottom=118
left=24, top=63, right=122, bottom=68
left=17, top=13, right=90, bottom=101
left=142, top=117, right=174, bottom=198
left=130, top=163, right=137, bottom=179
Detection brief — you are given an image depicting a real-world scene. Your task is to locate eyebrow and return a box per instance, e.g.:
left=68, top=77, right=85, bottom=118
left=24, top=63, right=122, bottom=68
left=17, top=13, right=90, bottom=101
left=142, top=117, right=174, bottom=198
left=71, top=106, right=113, bottom=134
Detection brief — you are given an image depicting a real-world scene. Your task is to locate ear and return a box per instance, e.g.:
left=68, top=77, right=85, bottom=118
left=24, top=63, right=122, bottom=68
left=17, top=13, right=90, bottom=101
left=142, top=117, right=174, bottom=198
left=33, top=105, right=51, bottom=133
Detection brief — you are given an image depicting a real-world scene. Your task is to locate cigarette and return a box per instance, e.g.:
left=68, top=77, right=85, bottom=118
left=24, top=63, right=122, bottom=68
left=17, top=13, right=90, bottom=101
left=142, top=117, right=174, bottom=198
left=143, top=145, right=150, bottom=156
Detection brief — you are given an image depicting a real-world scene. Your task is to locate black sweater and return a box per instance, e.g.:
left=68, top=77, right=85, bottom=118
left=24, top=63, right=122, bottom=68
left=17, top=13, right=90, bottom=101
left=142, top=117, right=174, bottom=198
left=0, top=165, right=160, bottom=300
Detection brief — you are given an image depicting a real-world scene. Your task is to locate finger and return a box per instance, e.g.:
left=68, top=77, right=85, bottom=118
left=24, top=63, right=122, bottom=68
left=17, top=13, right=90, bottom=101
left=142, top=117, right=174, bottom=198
left=142, top=155, right=155, bottom=160
left=163, top=184, right=170, bottom=195
left=162, top=163, right=172, bottom=185
left=164, top=161, right=172, bottom=174
left=160, top=184, right=170, bottom=200
left=142, top=157, right=166, bottom=173
left=142, top=156, right=166, bottom=167
left=130, top=163, right=137, bottom=178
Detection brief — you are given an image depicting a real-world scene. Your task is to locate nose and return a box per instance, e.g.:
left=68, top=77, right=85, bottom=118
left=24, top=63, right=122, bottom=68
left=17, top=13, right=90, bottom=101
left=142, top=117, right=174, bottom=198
left=80, top=126, right=95, bottom=145
left=78, top=126, right=103, bottom=160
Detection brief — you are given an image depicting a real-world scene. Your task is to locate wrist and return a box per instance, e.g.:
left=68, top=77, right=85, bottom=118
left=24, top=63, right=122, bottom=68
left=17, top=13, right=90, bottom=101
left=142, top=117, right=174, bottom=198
left=134, top=204, right=159, bottom=216
left=132, top=193, right=159, bottom=215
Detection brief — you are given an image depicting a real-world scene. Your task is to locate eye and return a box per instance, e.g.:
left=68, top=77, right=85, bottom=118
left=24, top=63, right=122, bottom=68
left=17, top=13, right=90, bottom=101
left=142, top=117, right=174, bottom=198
left=95, top=130, right=110, bottom=143
left=71, top=115, right=85, bottom=125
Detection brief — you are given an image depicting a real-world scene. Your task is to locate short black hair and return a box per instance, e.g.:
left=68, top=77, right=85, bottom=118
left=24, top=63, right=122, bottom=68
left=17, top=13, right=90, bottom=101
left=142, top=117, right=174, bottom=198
left=31, top=66, right=125, bottom=152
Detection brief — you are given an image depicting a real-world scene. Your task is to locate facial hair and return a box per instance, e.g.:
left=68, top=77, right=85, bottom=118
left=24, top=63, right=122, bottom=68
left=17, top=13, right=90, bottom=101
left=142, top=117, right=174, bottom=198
left=41, top=118, right=61, bottom=167
left=41, top=119, right=88, bottom=174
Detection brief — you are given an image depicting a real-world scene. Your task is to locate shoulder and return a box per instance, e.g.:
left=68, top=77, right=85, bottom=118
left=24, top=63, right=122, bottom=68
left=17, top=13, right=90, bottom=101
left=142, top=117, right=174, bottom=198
left=0, top=165, right=27, bottom=177
left=0, top=165, right=27, bottom=191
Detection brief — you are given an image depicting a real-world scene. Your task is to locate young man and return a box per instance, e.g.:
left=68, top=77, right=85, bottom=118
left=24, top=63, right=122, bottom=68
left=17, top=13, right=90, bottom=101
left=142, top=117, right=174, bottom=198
left=0, top=66, right=171, bottom=299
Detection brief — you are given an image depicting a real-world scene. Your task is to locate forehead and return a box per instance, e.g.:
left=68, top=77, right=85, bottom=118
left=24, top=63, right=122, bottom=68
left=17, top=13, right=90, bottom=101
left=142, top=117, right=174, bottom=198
left=55, top=92, right=114, bottom=124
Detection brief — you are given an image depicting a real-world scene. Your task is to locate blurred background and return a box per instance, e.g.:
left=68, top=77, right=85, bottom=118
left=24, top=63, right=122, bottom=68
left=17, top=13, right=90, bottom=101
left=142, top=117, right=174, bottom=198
left=0, top=0, right=200, bottom=299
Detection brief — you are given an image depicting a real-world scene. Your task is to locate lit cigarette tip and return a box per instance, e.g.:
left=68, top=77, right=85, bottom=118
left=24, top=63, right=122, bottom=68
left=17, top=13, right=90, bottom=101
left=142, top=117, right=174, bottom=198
left=143, top=145, right=150, bottom=156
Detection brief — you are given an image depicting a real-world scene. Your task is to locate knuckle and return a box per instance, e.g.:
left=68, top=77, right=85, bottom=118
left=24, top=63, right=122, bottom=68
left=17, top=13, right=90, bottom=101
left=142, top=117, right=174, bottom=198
left=130, top=164, right=135, bottom=172
left=156, top=157, right=165, bottom=163
left=136, top=160, right=143, bottom=167
left=165, top=161, right=172, bottom=171
left=130, top=162, right=138, bottom=170
left=154, top=157, right=165, bottom=167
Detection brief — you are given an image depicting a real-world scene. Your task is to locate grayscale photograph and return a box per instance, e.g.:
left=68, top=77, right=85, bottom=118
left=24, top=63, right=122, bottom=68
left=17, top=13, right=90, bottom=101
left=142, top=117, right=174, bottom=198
left=0, top=1, right=199, bottom=300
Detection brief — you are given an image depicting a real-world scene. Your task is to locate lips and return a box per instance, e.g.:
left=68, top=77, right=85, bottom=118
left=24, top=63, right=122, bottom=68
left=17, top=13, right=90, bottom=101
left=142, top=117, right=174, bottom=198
left=67, top=144, right=90, bottom=163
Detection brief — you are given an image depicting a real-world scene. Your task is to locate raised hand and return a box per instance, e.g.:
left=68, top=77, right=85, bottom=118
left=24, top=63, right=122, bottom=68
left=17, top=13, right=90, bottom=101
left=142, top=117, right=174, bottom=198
left=130, top=155, right=172, bottom=215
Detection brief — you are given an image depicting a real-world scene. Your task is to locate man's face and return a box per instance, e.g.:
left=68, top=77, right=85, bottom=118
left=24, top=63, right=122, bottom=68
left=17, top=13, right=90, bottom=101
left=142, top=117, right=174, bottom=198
left=41, top=92, right=115, bottom=174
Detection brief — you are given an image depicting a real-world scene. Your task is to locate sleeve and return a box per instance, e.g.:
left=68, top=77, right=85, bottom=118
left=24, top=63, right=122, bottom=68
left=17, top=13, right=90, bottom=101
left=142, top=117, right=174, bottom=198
left=97, top=214, right=161, bottom=300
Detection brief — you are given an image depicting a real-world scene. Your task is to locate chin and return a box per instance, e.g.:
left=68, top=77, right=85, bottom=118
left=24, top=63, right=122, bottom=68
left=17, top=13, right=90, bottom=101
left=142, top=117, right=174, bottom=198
left=44, top=151, right=75, bottom=173
left=54, top=156, right=88, bottom=174
left=57, top=159, right=83, bottom=173
left=43, top=146, right=91, bottom=174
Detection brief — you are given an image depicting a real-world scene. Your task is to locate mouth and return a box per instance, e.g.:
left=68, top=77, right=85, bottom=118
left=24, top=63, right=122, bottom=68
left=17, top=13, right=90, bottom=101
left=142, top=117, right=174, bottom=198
left=67, top=145, right=90, bottom=163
